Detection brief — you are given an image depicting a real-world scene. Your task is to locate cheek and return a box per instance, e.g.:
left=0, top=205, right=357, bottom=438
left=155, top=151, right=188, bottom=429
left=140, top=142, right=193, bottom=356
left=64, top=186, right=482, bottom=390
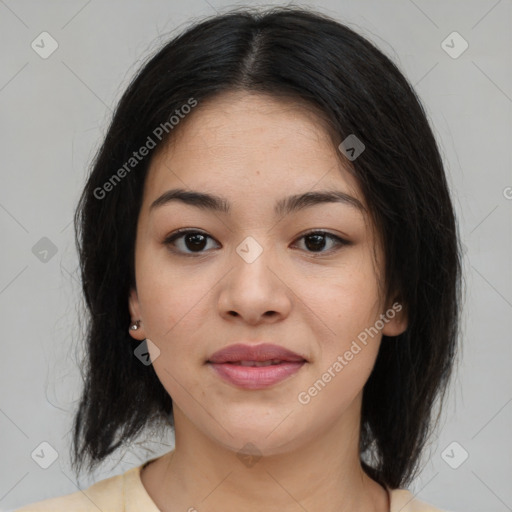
left=294, top=265, right=383, bottom=410
left=296, top=259, right=382, bottom=348
left=297, top=272, right=383, bottom=413
left=297, top=342, right=379, bottom=430
left=136, top=266, right=209, bottom=400
left=136, top=250, right=215, bottom=340
left=134, top=271, right=211, bottom=400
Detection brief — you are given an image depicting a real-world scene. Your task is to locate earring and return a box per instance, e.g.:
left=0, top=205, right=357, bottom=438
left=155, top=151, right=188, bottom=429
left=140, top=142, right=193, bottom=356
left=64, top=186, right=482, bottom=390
left=130, top=320, right=141, bottom=331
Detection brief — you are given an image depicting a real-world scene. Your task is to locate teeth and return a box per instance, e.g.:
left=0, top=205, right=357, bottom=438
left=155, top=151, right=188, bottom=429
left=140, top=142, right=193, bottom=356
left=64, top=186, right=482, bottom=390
left=236, top=359, right=283, bottom=367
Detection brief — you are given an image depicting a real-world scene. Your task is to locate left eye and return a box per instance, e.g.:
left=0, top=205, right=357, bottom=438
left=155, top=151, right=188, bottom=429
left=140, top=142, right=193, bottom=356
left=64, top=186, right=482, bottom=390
left=293, top=231, right=348, bottom=253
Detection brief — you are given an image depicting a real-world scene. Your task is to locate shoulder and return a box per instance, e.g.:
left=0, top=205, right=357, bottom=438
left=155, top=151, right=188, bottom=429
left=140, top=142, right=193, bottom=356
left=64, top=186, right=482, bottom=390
left=13, top=467, right=132, bottom=512
left=389, top=488, right=450, bottom=512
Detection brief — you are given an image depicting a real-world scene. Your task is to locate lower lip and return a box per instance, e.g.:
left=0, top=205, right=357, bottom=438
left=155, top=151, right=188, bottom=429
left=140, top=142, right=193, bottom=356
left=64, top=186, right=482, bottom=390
left=208, top=361, right=306, bottom=390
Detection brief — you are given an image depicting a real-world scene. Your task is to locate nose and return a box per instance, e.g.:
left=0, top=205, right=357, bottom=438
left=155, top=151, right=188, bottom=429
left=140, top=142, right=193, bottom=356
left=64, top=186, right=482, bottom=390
left=217, top=245, right=292, bottom=326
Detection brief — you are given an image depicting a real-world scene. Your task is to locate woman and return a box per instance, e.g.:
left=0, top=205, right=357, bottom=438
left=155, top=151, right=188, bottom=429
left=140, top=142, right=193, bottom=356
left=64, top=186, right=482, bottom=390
left=16, top=6, right=462, bottom=512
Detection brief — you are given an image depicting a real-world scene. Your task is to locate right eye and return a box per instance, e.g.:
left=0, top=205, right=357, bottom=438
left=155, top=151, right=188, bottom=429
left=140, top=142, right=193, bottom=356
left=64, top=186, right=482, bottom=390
left=163, top=229, right=221, bottom=256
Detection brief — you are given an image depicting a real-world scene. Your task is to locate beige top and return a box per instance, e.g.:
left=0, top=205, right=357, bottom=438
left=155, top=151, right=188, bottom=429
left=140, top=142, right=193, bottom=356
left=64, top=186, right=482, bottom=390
left=15, top=458, right=446, bottom=512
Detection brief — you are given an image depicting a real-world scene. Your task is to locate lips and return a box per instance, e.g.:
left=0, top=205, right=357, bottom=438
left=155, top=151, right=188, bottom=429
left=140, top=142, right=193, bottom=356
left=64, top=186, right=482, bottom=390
left=207, top=343, right=307, bottom=364
left=207, top=343, right=307, bottom=390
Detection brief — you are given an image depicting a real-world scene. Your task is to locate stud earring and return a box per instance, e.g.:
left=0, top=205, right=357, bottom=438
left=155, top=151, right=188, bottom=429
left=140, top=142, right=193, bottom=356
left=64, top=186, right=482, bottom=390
left=130, top=320, right=141, bottom=331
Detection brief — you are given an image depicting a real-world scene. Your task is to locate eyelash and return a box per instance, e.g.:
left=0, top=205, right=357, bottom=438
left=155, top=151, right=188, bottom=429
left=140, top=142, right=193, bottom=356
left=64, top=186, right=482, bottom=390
left=163, top=228, right=350, bottom=257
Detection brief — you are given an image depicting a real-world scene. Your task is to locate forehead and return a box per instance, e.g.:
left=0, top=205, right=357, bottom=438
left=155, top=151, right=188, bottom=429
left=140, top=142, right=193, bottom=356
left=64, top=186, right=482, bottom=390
left=144, top=91, right=364, bottom=207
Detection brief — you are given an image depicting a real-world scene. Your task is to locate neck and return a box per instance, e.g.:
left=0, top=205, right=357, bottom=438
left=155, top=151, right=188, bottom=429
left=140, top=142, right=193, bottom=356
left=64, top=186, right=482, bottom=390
left=141, top=405, right=389, bottom=512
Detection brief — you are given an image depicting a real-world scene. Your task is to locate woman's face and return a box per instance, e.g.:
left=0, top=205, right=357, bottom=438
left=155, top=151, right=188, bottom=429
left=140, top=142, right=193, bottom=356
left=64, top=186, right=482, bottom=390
left=129, top=91, right=406, bottom=456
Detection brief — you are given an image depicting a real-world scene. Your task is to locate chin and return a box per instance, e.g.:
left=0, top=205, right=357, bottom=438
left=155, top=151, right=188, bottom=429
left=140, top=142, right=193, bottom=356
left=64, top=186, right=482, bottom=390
left=207, top=420, right=306, bottom=459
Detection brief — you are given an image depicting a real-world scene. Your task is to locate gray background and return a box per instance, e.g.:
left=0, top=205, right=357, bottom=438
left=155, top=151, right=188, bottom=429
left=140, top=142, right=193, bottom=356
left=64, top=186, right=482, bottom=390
left=1, top=1, right=511, bottom=511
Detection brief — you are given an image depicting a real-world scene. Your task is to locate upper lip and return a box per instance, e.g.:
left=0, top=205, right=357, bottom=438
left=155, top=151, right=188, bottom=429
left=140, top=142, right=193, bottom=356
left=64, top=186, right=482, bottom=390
left=207, top=343, right=307, bottom=364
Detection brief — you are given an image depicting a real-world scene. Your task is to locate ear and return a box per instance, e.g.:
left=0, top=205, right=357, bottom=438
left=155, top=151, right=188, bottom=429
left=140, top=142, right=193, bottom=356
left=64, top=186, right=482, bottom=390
left=381, top=298, right=408, bottom=337
left=128, top=287, right=146, bottom=340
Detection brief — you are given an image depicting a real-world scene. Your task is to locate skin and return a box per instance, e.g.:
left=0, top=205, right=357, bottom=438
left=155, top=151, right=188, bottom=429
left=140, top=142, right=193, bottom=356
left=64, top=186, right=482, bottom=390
left=128, top=90, right=407, bottom=512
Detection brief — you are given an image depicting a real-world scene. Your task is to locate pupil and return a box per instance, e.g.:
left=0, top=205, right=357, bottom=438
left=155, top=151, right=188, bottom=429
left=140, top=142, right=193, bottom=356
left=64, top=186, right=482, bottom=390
left=186, top=233, right=207, bottom=251
left=305, top=234, right=326, bottom=251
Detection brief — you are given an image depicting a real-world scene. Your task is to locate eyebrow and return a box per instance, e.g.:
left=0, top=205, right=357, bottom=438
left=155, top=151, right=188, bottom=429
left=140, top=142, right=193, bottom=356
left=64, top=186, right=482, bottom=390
left=150, top=187, right=366, bottom=216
